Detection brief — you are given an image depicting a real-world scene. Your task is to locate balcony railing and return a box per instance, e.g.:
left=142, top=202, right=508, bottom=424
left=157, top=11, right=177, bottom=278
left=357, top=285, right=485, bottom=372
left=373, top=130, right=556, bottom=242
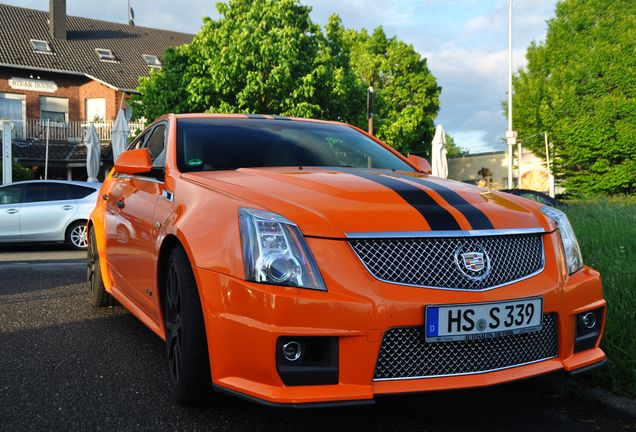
left=9, top=119, right=147, bottom=143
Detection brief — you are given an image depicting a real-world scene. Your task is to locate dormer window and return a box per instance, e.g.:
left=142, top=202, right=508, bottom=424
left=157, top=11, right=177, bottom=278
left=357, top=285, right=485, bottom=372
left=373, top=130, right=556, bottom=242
left=142, top=54, right=162, bottom=68
left=95, top=48, right=117, bottom=62
left=31, top=39, right=52, bottom=54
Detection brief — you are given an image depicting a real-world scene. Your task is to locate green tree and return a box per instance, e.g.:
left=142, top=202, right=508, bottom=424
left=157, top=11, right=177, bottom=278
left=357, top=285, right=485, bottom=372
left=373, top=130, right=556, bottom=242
left=136, top=0, right=325, bottom=119
left=134, top=1, right=441, bottom=156
left=348, top=27, right=440, bottom=155
left=511, top=0, right=636, bottom=195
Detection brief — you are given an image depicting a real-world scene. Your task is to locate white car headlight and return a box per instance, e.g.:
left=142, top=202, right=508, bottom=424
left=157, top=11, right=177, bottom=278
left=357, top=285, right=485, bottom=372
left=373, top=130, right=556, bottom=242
left=239, top=208, right=326, bottom=291
left=540, top=205, right=583, bottom=275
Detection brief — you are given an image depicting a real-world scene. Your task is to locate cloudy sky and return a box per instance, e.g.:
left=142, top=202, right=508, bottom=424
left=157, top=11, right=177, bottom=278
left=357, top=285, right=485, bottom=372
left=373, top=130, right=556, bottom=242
left=6, top=0, right=558, bottom=153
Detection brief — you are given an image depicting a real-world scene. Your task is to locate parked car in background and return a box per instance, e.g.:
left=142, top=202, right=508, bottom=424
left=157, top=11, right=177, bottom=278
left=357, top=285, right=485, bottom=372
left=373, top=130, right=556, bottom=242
left=89, top=114, right=605, bottom=407
left=0, top=180, right=100, bottom=249
left=500, top=189, right=562, bottom=207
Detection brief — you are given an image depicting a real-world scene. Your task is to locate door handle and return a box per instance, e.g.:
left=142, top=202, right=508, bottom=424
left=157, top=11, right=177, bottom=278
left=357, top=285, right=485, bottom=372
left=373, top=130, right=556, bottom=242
left=62, top=205, right=74, bottom=210
left=116, top=200, right=125, bottom=209
left=6, top=208, right=18, bottom=214
left=102, top=194, right=109, bottom=201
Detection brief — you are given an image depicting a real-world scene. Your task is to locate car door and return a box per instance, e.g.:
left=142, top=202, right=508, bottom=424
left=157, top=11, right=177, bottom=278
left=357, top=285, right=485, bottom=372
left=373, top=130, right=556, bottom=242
left=104, top=129, right=150, bottom=298
left=21, top=182, right=76, bottom=241
left=106, top=123, right=166, bottom=322
left=0, top=184, right=24, bottom=241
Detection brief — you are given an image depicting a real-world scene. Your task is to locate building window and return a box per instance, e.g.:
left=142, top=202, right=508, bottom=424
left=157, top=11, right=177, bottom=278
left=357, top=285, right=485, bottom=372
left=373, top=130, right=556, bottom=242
left=95, top=48, right=117, bottom=62
left=142, top=54, right=162, bottom=68
left=40, top=96, right=68, bottom=124
left=0, top=93, right=26, bottom=138
left=85, top=98, right=106, bottom=122
left=30, top=39, right=52, bottom=54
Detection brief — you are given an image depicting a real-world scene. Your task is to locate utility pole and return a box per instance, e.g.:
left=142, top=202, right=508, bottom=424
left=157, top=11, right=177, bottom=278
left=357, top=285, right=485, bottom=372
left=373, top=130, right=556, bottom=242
left=367, top=86, right=374, bottom=135
left=544, top=132, right=555, bottom=198
left=1, top=120, right=12, bottom=185
left=506, top=0, right=517, bottom=189
left=45, top=119, right=50, bottom=180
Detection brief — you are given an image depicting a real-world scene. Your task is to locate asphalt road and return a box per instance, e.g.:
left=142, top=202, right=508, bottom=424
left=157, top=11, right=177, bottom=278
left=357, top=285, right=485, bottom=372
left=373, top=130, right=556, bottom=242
left=0, top=251, right=634, bottom=431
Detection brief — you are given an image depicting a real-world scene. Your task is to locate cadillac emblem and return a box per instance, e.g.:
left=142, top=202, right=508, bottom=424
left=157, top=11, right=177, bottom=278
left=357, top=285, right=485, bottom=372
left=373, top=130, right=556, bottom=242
left=461, top=252, right=485, bottom=271
left=454, top=244, right=491, bottom=281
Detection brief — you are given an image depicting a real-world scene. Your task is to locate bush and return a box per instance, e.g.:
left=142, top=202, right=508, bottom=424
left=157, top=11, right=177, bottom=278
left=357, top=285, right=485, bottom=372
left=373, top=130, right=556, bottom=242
left=0, top=161, right=34, bottom=182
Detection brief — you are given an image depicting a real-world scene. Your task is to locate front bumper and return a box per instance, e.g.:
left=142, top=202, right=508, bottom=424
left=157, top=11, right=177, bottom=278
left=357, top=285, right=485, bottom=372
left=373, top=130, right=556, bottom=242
left=194, top=235, right=606, bottom=406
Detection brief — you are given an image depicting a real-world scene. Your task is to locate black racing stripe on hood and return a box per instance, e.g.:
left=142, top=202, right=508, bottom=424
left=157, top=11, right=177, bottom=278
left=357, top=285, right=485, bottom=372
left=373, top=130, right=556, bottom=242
left=333, top=168, right=461, bottom=231
left=388, top=173, right=494, bottom=230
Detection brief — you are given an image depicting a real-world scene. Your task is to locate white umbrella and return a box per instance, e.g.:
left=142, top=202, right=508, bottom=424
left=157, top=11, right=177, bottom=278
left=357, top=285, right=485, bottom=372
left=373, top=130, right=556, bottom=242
left=84, top=124, right=100, bottom=182
left=111, top=109, right=129, bottom=163
left=431, top=124, right=448, bottom=178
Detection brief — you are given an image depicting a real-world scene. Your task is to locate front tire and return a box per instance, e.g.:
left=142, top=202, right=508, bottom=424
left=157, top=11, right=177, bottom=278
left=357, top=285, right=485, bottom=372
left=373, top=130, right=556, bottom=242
left=67, top=221, right=88, bottom=250
left=164, top=246, right=211, bottom=405
left=87, top=227, right=116, bottom=307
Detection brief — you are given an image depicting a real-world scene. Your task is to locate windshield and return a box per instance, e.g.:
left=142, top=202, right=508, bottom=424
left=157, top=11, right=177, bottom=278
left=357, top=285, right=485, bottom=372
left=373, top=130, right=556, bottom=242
left=176, top=118, right=415, bottom=172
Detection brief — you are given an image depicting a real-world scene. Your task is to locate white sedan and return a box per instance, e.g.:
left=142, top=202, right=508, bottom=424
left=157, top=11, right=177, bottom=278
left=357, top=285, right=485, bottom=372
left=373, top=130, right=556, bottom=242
left=0, top=180, right=100, bottom=249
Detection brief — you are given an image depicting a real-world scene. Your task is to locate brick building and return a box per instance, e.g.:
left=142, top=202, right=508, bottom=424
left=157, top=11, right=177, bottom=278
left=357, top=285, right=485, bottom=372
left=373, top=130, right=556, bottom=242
left=0, top=0, right=192, bottom=180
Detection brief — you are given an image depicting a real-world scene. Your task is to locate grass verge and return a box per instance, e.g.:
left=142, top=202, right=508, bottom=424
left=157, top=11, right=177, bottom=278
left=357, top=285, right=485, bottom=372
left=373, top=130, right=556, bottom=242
left=564, top=197, right=636, bottom=398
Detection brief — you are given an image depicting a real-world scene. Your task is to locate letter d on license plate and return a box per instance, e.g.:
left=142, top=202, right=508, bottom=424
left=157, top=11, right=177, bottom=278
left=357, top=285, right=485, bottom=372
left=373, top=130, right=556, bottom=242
left=425, top=298, right=543, bottom=343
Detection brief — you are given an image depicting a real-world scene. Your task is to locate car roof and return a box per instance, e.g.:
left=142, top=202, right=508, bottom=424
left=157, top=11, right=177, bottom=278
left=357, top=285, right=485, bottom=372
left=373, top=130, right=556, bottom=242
left=156, top=113, right=345, bottom=127
left=0, top=180, right=101, bottom=189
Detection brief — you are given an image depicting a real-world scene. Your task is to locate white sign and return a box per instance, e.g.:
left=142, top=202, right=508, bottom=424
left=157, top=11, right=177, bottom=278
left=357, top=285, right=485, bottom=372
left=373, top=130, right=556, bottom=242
left=9, top=77, right=58, bottom=93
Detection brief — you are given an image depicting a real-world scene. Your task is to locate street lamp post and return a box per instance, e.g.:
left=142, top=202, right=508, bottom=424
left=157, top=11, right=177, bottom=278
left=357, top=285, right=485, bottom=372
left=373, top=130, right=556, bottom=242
left=367, top=86, right=374, bottom=135
left=506, top=0, right=517, bottom=189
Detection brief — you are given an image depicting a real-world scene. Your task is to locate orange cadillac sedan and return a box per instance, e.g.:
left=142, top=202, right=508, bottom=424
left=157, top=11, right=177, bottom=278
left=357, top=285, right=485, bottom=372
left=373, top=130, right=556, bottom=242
left=88, top=114, right=606, bottom=407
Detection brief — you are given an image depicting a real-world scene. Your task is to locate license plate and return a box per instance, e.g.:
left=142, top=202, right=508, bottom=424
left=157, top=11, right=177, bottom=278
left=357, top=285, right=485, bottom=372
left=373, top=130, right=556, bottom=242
left=425, top=298, right=543, bottom=343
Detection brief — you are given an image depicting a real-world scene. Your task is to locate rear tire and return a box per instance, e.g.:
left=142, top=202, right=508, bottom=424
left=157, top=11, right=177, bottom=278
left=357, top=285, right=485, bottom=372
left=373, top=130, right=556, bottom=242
left=87, top=227, right=116, bottom=307
left=67, top=221, right=88, bottom=250
left=164, top=246, right=211, bottom=405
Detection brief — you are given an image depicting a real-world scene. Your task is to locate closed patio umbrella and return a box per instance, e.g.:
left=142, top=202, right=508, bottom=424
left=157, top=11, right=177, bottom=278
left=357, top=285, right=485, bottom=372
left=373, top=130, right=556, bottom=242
left=431, top=124, right=448, bottom=178
left=84, top=124, right=100, bottom=182
left=111, top=109, right=129, bottom=163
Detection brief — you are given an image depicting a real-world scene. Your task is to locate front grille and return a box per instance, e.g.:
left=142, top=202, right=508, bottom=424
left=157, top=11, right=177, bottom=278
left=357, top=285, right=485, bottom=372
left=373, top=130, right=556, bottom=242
left=349, top=234, right=544, bottom=290
left=374, top=313, right=558, bottom=380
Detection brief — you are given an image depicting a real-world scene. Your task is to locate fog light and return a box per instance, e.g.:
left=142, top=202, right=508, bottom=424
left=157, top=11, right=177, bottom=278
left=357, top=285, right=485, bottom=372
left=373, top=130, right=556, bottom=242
left=282, top=341, right=303, bottom=362
left=581, top=312, right=597, bottom=329
left=574, top=307, right=605, bottom=353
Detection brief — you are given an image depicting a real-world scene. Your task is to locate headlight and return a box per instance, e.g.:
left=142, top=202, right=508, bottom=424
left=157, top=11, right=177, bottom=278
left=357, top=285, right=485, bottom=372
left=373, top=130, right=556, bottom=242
left=540, top=205, right=583, bottom=274
left=239, top=208, right=326, bottom=291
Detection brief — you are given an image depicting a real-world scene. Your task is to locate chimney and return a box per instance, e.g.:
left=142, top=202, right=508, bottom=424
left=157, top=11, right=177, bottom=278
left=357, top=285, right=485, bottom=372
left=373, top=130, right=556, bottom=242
left=49, top=0, right=67, bottom=40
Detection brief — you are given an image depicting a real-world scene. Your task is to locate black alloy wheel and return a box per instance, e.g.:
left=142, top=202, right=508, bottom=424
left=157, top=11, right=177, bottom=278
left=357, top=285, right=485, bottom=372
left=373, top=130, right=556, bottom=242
left=163, top=246, right=211, bottom=405
left=87, top=227, right=115, bottom=307
left=165, top=259, right=183, bottom=386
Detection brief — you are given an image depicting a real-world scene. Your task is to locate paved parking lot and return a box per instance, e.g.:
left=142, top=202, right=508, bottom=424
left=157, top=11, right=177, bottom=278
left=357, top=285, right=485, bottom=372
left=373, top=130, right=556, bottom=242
left=0, top=248, right=634, bottom=431
left=0, top=243, right=85, bottom=262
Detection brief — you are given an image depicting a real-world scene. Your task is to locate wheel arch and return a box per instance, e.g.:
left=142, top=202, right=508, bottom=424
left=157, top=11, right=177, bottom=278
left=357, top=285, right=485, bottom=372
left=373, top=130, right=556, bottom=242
left=156, top=233, right=215, bottom=378
left=65, top=218, right=88, bottom=235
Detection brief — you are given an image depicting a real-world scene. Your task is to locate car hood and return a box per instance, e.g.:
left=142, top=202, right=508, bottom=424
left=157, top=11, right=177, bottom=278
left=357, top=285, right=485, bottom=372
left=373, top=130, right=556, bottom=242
left=182, top=167, right=553, bottom=238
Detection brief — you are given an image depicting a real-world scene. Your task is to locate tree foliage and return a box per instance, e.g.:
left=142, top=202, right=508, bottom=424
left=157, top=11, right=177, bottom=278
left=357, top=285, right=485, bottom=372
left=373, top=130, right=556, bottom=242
left=134, top=0, right=440, bottom=155
left=0, top=161, right=34, bottom=182
left=511, top=0, right=636, bottom=195
left=444, top=133, right=468, bottom=158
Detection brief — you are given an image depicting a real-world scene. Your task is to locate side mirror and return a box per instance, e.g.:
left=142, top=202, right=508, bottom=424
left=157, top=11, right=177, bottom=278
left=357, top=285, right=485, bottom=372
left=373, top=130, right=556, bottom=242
left=407, top=154, right=432, bottom=175
left=115, top=148, right=153, bottom=175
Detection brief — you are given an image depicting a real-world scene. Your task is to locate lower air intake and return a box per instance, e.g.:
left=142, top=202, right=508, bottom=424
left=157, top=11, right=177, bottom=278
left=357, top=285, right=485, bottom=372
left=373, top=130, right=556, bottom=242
left=374, top=313, right=558, bottom=380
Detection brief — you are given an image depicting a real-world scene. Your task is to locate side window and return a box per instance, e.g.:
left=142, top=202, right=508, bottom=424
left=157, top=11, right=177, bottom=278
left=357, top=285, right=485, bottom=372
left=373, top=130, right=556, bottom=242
left=0, top=185, right=24, bottom=204
left=25, top=183, right=69, bottom=203
left=67, top=184, right=96, bottom=199
left=145, top=124, right=167, bottom=168
left=126, top=130, right=148, bottom=151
